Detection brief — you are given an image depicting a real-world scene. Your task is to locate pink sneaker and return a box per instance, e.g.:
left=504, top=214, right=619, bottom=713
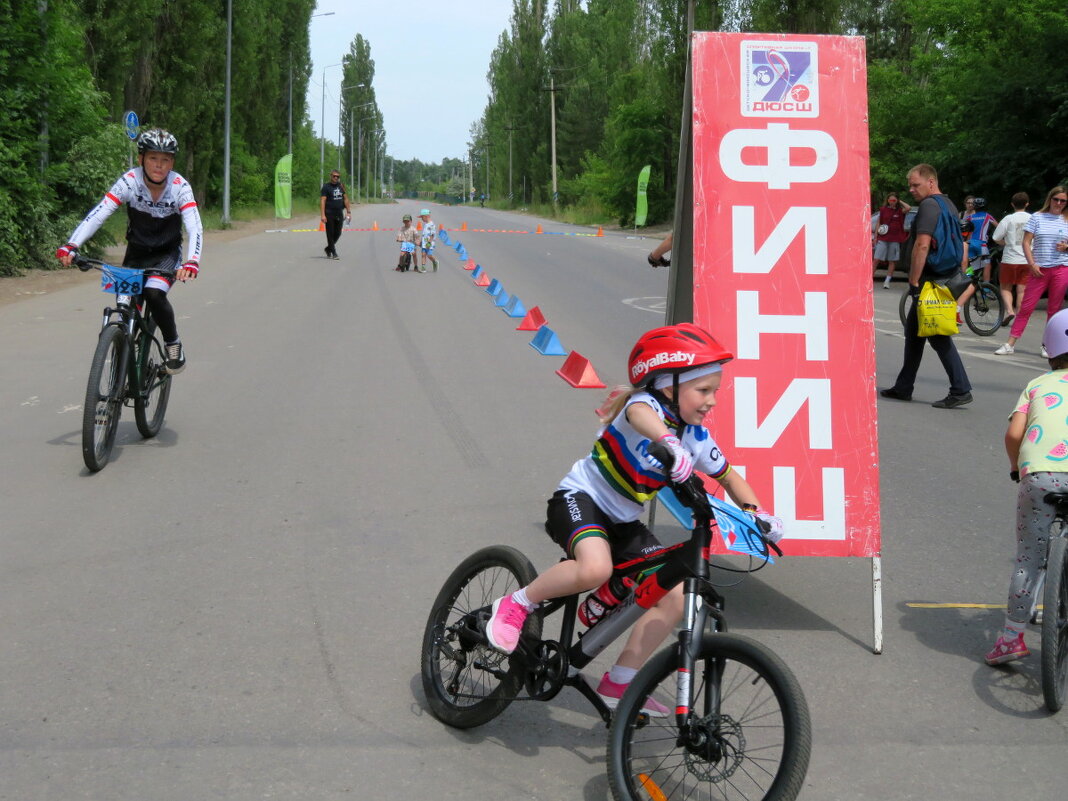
left=596, top=672, right=670, bottom=718
left=485, top=594, right=529, bottom=655
left=985, top=634, right=1030, bottom=666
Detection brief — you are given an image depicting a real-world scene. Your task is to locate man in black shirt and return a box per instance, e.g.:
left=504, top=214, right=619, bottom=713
left=319, top=170, right=351, bottom=259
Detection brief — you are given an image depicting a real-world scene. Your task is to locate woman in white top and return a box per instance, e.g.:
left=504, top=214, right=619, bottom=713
left=992, top=192, right=1032, bottom=330
left=995, top=186, right=1068, bottom=355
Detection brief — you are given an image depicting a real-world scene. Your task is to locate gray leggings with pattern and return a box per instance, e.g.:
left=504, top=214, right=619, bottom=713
left=1005, top=471, right=1068, bottom=624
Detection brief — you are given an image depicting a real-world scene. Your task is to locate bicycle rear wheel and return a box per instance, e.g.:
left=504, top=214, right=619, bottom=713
left=963, top=281, right=1004, bottom=336
left=81, top=326, right=126, bottom=472
left=420, top=545, right=542, bottom=728
left=133, top=317, right=172, bottom=438
left=898, top=288, right=913, bottom=329
left=608, top=633, right=811, bottom=801
left=1041, top=534, right=1068, bottom=712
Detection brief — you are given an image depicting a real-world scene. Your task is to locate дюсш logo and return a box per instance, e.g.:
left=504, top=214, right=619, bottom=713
left=741, top=41, right=818, bottom=118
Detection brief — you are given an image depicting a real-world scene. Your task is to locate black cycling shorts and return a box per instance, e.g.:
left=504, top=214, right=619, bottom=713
left=545, top=489, right=664, bottom=567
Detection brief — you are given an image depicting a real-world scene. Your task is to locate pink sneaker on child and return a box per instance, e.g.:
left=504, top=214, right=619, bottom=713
left=485, top=594, right=529, bottom=655
left=596, top=672, right=670, bottom=717
left=985, top=634, right=1030, bottom=665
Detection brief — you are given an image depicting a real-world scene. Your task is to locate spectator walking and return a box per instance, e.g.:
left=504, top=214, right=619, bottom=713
left=872, top=192, right=912, bottom=288
left=880, top=164, right=972, bottom=409
left=993, top=186, right=1068, bottom=356
left=991, top=192, right=1032, bottom=332
left=319, top=170, right=350, bottom=259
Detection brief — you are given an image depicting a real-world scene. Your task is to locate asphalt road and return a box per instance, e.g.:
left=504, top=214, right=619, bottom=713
left=1, top=203, right=1065, bottom=800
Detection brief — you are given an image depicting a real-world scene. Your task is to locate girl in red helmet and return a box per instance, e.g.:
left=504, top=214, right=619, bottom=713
left=485, top=323, right=783, bottom=714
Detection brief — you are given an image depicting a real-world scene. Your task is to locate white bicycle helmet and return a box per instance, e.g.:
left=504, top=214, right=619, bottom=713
left=1043, top=309, right=1068, bottom=360
left=137, top=128, right=178, bottom=155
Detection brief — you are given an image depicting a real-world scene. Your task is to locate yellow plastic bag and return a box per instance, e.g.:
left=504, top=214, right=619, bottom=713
left=917, top=280, right=958, bottom=337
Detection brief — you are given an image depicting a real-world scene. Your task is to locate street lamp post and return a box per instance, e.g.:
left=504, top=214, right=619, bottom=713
left=338, top=85, right=365, bottom=172
left=550, top=73, right=558, bottom=209
left=356, top=116, right=375, bottom=204
left=504, top=124, right=516, bottom=204
left=319, top=62, right=342, bottom=185
left=223, top=0, right=232, bottom=224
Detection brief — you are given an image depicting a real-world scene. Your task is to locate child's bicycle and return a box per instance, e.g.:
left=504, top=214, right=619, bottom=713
left=420, top=444, right=812, bottom=801
left=76, top=256, right=173, bottom=472
left=1032, top=492, right=1068, bottom=712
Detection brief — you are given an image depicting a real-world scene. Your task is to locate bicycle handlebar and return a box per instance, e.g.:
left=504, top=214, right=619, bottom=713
left=73, top=254, right=113, bottom=273
left=647, top=440, right=783, bottom=558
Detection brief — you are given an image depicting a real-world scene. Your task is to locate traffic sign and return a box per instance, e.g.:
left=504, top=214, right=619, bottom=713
left=124, top=110, right=139, bottom=140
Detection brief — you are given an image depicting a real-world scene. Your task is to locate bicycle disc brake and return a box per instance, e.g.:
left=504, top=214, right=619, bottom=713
left=682, top=714, right=745, bottom=782
left=524, top=640, right=568, bottom=701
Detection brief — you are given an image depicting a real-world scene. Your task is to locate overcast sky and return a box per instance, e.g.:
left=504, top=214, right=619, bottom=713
left=307, top=2, right=515, bottom=164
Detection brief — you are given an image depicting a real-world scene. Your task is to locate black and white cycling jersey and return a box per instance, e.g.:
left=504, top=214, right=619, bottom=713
left=68, top=167, right=203, bottom=266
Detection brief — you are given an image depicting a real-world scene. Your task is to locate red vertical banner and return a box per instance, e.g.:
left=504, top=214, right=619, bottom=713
left=691, top=33, right=879, bottom=558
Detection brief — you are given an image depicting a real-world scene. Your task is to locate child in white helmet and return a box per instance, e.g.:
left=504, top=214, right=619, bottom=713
left=418, top=208, right=437, bottom=272
left=987, top=308, right=1068, bottom=664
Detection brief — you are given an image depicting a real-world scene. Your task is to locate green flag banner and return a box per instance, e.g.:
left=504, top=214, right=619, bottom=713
left=274, top=154, right=292, bottom=219
left=635, top=164, right=651, bottom=227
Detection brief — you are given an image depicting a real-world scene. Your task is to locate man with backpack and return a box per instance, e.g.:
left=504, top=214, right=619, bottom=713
left=881, top=164, right=973, bottom=409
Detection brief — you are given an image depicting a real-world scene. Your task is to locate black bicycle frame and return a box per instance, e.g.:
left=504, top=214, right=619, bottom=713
left=515, top=484, right=737, bottom=726
left=100, top=298, right=152, bottom=404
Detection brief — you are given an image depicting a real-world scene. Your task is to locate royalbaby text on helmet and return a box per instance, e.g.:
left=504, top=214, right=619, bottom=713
left=627, top=323, right=733, bottom=388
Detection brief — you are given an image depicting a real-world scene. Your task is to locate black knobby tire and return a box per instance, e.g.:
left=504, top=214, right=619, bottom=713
left=608, top=633, right=811, bottom=801
left=133, top=317, right=172, bottom=438
left=420, top=545, right=542, bottom=728
left=963, top=281, right=1005, bottom=336
left=82, top=326, right=127, bottom=472
left=1041, top=535, right=1068, bottom=712
left=898, top=289, right=913, bottom=329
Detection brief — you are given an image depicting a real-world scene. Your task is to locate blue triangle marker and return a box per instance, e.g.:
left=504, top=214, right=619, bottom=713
left=502, top=296, right=527, bottom=318
left=530, top=326, right=567, bottom=356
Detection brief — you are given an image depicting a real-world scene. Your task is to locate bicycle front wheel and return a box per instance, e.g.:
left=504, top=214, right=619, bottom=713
left=81, top=326, right=127, bottom=472
left=1041, top=535, right=1068, bottom=712
left=420, top=545, right=542, bottom=729
left=608, top=633, right=811, bottom=801
left=133, top=320, right=172, bottom=438
left=963, top=281, right=1004, bottom=336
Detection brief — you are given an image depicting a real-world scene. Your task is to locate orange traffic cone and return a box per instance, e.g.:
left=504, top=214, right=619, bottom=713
left=535, top=224, right=543, bottom=234
left=460, top=221, right=468, bottom=231
left=596, top=225, right=604, bottom=237
left=372, top=220, right=379, bottom=231
left=318, top=220, right=325, bottom=232
left=417, top=220, right=423, bottom=231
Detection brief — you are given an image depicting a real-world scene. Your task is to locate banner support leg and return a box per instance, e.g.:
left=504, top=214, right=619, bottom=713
left=872, top=555, right=883, bottom=654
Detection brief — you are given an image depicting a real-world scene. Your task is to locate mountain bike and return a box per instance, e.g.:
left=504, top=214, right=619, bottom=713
left=1033, top=492, right=1068, bottom=712
left=420, top=444, right=811, bottom=800
left=77, top=256, right=172, bottom=472
left=898, top=261, right=1004, bottom=336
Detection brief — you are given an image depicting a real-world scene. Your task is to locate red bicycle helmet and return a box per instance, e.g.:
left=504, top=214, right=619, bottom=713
left=628, top=323, right=733, bottom=387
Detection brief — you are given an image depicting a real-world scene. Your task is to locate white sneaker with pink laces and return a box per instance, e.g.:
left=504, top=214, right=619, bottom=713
left=485, top=594, right=529, bottom=654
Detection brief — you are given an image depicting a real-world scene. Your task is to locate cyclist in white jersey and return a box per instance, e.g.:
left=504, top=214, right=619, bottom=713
left=56, top=128, right=202, bottom=374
